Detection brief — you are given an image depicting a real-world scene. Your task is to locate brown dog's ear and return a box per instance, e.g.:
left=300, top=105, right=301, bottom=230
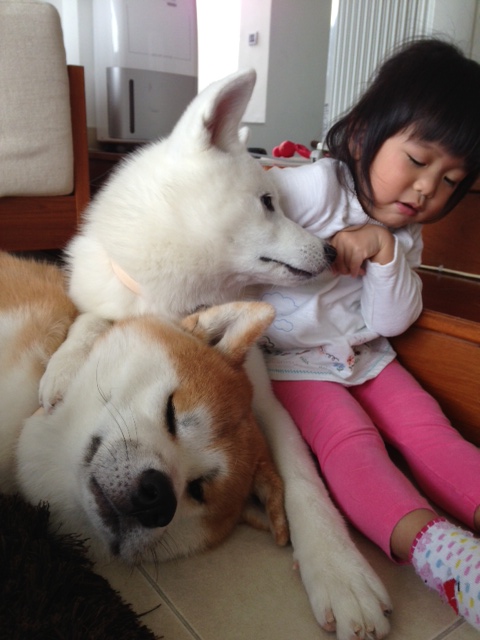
left=241, top=433, right=289, bottom=547
left=181, top=301, right=275, bottom=367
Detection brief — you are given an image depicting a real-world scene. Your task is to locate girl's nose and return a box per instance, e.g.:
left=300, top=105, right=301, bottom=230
left=414, top=174, right=438, bottom=200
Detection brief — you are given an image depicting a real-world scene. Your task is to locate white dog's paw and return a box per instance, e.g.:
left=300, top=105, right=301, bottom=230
left=299, top=551, right=392, bottom=640
left=39, top=313, right=111, bottom=410
left=39, top=348, right=80, bottom=410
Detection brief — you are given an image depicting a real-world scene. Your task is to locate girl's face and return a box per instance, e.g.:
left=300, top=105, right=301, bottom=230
left=364, top=128, right=467, bottom=228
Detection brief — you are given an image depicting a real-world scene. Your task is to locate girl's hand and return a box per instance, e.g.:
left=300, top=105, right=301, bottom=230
left=330, top=224, right=395, bottom=277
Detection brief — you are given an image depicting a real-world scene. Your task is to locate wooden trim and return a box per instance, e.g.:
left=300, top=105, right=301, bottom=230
left=0, top=198, right=83, bottom=250
left=415, top=309, right=480, bottom=343
left=68, top=65, right=90, bottom=223
left=391, top=310, right=480, bottom=445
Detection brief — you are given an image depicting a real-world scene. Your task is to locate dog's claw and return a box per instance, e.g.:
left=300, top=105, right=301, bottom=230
left=321, top=610, right=336, bottom=633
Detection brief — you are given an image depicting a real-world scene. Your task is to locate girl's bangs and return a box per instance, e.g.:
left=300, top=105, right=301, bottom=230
left=409, top=111, right=480, bottom=174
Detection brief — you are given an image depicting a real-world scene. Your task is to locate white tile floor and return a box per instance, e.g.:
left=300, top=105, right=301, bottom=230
left=96, top=523, right=480, bottom=640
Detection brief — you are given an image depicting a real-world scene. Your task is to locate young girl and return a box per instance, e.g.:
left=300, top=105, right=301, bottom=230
left=259, top=39, right=480, bottom=629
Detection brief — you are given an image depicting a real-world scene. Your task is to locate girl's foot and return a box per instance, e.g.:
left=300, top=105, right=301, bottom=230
left=410, top=518, right=480, bottom=630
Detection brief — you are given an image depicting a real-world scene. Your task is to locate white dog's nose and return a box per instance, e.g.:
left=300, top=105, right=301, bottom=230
left=325, top=243, right=337, bottom=265
left=130, top=469, right=177, bottom=528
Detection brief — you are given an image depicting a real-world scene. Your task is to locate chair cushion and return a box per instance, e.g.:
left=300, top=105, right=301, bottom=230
left=0, top=1, right=74, bottom=197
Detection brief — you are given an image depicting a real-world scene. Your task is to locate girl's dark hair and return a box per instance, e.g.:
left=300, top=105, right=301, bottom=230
left=325, top=38, right=480, bottom=218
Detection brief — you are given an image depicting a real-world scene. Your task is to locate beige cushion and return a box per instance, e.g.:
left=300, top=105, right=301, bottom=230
left=0, top=1, right=73, bottom=197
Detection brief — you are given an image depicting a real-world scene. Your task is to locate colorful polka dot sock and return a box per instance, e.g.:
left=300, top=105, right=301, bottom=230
left=410, top=518, right=480, bottom=630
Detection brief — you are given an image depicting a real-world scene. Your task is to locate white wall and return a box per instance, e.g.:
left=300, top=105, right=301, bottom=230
left=431, top=0, right=478, bottom=55
left=197, top=0, right=272, bottom=124
left=253, top=0, right=331, bottom=151
left=473, top=2, right=480, bottom=61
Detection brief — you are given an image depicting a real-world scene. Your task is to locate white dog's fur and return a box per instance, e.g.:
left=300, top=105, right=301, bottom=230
left=40, top=70, right=392, bottom=638
left=0, top=252, right=289, bottom=564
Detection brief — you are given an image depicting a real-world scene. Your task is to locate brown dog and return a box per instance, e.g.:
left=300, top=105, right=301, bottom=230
left=0, top=252, right=288, bottom=563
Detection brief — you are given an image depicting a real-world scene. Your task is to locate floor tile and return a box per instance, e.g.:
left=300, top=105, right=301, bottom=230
left=139, top=524, right=462, bottom=639
left=445, top=621, right=480, bottom=639
left=94, top=523, right=480, bottom=640
left=95, top=561, right=196, bottom=639
left=142, top=525, right=321, bottom=640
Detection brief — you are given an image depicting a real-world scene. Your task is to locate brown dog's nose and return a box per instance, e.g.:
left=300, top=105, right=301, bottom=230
left=130, top=469, right=177, bottom=528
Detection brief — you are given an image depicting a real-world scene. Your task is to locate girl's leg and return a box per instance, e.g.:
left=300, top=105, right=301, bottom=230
left=350, top=361, right=480, bottom=628
left=272, top=379, right=433, bottom=559
left=350, top=359, right=480, bottom=530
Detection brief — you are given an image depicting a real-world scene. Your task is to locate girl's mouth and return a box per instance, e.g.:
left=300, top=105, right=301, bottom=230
left=395, top=201, right=419, bottom=217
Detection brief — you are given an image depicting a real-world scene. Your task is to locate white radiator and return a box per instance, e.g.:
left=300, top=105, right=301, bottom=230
left=322, top=0, right=434, bottom=139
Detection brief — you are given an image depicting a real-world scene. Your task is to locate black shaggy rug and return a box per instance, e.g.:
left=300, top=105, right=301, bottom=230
left=0, top=493, right=160, bottom=639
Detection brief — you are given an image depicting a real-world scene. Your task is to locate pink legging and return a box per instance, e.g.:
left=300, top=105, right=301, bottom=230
left=272, top=359, right=480, bottom=559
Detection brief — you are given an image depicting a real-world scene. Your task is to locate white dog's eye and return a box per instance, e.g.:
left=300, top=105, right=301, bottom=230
left=187, top=478, right=205, bottom=503
left=261, top=193, right=274, bottom=212
left=166, top=394, right=176, bottom=436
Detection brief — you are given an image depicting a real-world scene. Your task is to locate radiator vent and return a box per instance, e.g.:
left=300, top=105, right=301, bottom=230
left=323, top=0, right=433, bottom=139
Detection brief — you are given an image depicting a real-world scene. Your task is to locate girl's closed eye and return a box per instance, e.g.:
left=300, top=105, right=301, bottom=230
left=443, top=176, right=458, bottom=188
left=407, top=154, right=425, bottom=167
left=443, top=167, right=467, bottom=188
left=405, top=145, right=466, bottom=189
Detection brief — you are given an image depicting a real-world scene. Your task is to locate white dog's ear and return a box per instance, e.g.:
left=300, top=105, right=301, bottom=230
left=238, top=125, right=250, bottom=147
left=170, top=69, right=256, bottom=153
left=181, top=301, right=274, bottom=366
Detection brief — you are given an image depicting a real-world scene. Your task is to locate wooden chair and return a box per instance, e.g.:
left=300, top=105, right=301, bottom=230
left=0, top=65, right=89, bottom=252
left=0, top=1, right=89, bottom=252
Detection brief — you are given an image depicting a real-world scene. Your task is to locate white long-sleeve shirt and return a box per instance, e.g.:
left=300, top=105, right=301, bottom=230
left=258, top=158, right=424, bottom=385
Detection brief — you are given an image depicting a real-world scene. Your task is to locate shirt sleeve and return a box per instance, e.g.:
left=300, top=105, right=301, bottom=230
left=269, top=161, right=356, bottom=236
left=361, top=225, right=424, bottom=337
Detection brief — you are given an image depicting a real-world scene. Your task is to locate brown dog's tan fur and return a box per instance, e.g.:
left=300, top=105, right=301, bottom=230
left=0, top=253, right=77, bottom=377
left=0, top=252, right=288, bottom=559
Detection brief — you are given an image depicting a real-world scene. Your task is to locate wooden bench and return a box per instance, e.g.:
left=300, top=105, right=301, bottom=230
left=391, top=178, right=480, bottom=445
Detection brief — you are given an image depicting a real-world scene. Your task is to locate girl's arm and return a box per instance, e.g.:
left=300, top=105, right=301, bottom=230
left=360, top=226, right=423, bottom=336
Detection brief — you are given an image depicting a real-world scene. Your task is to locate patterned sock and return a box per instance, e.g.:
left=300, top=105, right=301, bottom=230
left=410, top=518, right=480, bottom=630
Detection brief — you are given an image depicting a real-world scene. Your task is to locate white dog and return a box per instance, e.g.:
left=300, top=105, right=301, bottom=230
left=40, top=70, right=392, bottom=639
left=0, top=252, right=288, bottom=563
